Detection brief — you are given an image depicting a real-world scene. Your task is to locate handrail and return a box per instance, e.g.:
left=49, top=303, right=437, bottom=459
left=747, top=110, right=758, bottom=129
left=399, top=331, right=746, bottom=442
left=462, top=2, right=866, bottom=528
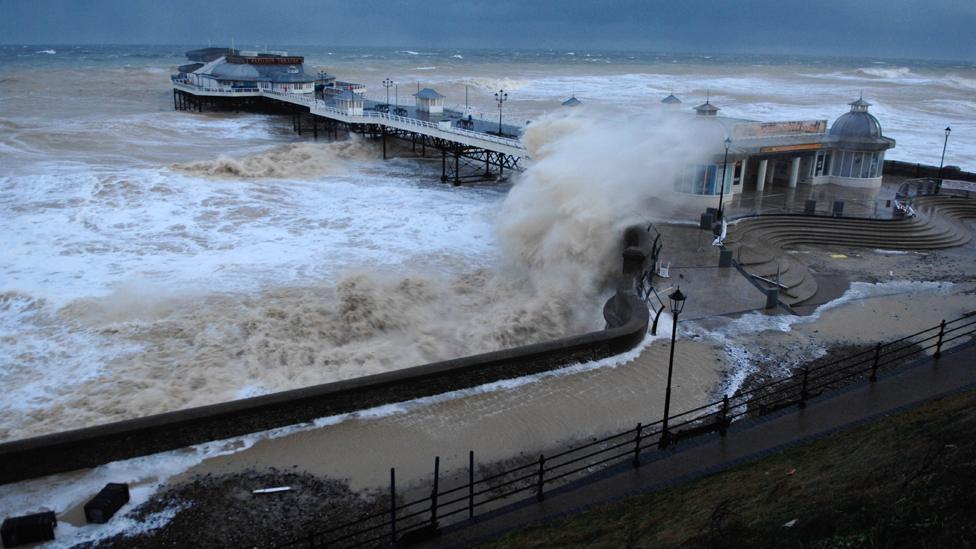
left=177, top=82, right=526, bottom=150
left=272, top=312, right=975, bottom=548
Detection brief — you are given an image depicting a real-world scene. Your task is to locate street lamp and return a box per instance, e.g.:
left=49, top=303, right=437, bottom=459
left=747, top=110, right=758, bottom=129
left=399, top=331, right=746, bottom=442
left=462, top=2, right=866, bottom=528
left=717, top=136, right=732, bottom=221
left=382, top=78, right=394, bottom=110
left=938, top=126, right=952, bottom=181
left=394, top=83, right=398, bottom=113
left=659, top=286, right=687, bottom=448
left=495, top=89, right=508, bottom=135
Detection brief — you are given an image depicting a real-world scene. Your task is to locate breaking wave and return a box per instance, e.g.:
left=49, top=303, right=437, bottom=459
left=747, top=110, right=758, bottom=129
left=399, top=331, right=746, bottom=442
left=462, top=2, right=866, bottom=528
left=173, top=140, right=374, bottom=179
left=855, top=66, right=913, bottom=79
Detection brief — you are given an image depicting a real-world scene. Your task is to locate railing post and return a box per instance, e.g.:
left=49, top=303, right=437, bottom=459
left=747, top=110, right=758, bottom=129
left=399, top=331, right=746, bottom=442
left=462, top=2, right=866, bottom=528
left=799, top=367, right=809, bottom=408
left=390, top=467, right=397, bottom=545
left=719, top=395, right=730, bottom=436
left=632, top=422, right=642, bottom=468
left=935, top=319, right=946, bottom=358
left=468, top=450, right=475, bottom=519
left=870, top=342, right=882, bottom=381
left=430, top=456, right=440, bottom=529
left=535, top=454, right=546, bottom=502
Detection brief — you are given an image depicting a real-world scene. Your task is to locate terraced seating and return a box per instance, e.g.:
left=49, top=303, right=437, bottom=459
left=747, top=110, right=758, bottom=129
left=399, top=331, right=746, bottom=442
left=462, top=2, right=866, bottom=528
left=725, top=196, right=976, bottom=306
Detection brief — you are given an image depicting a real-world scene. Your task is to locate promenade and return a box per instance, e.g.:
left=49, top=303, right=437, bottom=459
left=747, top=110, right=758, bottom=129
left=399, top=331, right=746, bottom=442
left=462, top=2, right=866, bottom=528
left=428, top=340, right=976, bottom=546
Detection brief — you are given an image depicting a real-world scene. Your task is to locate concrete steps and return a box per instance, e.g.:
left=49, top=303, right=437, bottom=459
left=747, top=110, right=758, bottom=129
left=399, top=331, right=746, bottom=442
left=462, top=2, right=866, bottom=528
left=725, top=196, right=976, bottom=306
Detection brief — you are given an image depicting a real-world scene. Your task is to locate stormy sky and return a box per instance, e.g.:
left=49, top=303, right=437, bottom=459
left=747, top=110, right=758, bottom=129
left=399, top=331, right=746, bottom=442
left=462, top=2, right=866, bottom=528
left=2, top=0, right=974, bottom=61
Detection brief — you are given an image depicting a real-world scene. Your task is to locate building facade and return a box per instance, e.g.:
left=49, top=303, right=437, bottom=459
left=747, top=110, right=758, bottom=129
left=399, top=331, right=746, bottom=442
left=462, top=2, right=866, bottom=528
left=671, top=95, right=896, bottom=205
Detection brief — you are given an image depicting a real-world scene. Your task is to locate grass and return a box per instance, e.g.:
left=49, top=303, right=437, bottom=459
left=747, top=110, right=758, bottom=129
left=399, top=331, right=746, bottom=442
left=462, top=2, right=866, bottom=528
left=484, top=387, right=976, bottom=548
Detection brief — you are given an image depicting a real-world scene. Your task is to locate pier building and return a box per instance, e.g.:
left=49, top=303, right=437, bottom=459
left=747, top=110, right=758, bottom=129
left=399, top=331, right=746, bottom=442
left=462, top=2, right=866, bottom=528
left=669, top=93, right=896, bottom=207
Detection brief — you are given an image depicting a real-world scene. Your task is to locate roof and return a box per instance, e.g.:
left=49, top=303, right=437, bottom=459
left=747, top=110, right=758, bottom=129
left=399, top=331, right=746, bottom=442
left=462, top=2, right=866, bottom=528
left=178, top=63, right=204, bottom=74
left=661, top=94, right=682, bottom=104
left=414, top=88, right=445, bottom=99
left=830, top=111, right=883, bottom=139
left=562, top=96, right=582, bottom=107
left=694, top=101, right=720, bottom=115
left=196, top=56, right=315, bottom=83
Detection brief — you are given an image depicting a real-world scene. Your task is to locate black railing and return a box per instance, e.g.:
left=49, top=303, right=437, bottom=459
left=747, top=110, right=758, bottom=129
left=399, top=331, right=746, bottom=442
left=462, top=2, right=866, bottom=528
left=273, top=312, right=976, bottom=548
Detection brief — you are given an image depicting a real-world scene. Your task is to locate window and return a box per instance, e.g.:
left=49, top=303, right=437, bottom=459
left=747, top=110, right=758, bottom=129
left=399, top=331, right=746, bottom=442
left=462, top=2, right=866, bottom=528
left=869, top=152, right=881, bottom=177
left=841, top=151, right=854, bottom=177
left=823, top=152, right=832, bottom=176
left=852, top=152, right=864, bottom=178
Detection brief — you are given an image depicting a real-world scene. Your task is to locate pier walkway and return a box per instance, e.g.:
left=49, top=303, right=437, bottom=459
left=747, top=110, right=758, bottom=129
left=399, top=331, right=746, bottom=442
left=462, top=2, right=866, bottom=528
left=172, top=81, right=527, bottom=183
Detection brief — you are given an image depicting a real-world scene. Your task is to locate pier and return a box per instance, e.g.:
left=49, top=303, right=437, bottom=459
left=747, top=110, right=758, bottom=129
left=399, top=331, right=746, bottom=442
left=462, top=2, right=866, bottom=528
left=171, top=50, right=526, bottom=184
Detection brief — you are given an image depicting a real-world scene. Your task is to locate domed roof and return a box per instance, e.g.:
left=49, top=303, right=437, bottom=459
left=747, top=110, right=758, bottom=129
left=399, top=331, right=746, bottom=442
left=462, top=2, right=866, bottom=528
left=829, top=96, right=883, bottom=139
left=210, top=62, right=261, bottom=80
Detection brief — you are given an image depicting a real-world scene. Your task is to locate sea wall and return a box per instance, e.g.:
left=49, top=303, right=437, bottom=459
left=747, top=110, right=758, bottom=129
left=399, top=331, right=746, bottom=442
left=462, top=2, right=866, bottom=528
left=884, top=160, right=976, bottom=183
left=0, top=233, right=651, bottom=485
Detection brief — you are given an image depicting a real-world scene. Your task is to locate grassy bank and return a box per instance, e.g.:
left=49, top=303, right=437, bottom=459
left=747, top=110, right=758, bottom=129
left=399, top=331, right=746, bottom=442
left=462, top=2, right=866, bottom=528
left=485, top=387, right=976, bottom=548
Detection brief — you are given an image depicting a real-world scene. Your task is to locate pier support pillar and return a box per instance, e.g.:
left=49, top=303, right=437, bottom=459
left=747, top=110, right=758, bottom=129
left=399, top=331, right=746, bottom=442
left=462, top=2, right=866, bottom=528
left=313, top=117, right=318, bottom=139
left=441, top=149, right=447, bottom=182
left=382, top=127, right=387, bottom=159
left=766, top=160, right=775, bottom=184
left=789, top=157, right=801, bottom=188
left=756, top=159, right=768, bottom=192
left=454, top=147, right=460, bottom=186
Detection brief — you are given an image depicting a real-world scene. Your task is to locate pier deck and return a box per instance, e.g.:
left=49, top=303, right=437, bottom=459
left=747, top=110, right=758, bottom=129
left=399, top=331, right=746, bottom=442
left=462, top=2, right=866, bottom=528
left=171, top=81, right=527, bottom=167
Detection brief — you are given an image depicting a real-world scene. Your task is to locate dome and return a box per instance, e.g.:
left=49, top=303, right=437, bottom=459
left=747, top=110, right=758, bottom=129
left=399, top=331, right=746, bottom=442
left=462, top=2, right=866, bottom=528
left=829, top=97, right=883, bottom=139
left=210, top=62, right=261, bottom=80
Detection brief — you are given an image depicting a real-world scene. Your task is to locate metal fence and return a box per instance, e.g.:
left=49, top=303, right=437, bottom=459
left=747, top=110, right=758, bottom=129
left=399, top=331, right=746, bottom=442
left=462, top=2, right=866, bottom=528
left=272, top=312, right=976, bottom=548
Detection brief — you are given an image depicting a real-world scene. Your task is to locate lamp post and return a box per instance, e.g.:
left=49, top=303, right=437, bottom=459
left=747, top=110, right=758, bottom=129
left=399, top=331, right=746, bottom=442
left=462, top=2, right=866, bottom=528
left=717, top=136, right=731, bottom=221
left=495, top=89, right=508, bottom=136
left=382, top=78, right=394, bottom=110
left=394, top=84, right=398, bottom=113
left=659, top=286, right=687, bottom=448
left=938, top=126, right=952, bottom=181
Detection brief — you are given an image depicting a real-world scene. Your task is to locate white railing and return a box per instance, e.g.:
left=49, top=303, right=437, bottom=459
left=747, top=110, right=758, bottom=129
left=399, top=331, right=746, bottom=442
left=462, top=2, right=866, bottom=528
left=182, top=84, right=525, bottom=151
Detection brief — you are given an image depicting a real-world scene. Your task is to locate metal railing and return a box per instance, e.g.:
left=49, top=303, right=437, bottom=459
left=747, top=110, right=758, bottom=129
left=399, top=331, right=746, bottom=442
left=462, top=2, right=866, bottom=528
left=176, top=82, right=525, bottom=151
left=272, top=312, right=976, bottom=548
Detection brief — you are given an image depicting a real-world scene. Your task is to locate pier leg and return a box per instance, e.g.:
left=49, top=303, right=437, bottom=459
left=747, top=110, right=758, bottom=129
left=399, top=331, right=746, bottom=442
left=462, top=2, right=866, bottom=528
left=197, top=97, right=202, bottom=113
left=382, top=127, right=387, bottom=159
left=454, top=148, right=460, bottom=186
left=484, top=152, right=491, bottom=177
left=297, top=114, right=302, bottom=136
left=441, top=149, right=447, bottom=182
left=313, top=116, right=318, bottom=139
left=499, top=155, right=504, bottom=178
left=173, top=90, right=177, bottom=111
left=412, top=134, right=416, bottom=153
left=422, top=137, right=426, bottom=157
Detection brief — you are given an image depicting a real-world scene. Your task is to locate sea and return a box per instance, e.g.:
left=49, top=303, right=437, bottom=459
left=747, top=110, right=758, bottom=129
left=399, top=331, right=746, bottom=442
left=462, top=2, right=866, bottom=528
left=1, top=44, right=974, bottom=443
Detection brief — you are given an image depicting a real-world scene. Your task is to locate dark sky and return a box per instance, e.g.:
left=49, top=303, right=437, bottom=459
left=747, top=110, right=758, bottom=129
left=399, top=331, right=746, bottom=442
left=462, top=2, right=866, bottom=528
left=2, top=0, right=974, bottom=61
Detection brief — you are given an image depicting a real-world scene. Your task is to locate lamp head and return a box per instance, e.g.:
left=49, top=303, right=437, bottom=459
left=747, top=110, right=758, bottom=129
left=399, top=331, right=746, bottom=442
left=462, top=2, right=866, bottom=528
left=668, top=286, right=687, bottom=315
left=945, top=126, right=952, bottom=136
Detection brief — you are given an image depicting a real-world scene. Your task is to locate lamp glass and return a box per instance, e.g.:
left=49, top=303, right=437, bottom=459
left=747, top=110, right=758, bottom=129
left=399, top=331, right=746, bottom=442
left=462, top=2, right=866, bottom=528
left=668, top=287, right=687, bottom=315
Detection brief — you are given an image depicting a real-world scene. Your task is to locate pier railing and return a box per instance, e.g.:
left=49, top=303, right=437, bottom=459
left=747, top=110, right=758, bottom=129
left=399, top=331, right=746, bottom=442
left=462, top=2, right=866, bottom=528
left=272, top=312, right=976, bottom=548
left=175, top=83, right=525, bottom=151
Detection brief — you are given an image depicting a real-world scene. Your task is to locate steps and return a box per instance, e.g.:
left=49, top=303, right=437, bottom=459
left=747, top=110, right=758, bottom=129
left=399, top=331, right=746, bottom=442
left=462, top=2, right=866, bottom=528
left=725, top=196, right=976, bottom=306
